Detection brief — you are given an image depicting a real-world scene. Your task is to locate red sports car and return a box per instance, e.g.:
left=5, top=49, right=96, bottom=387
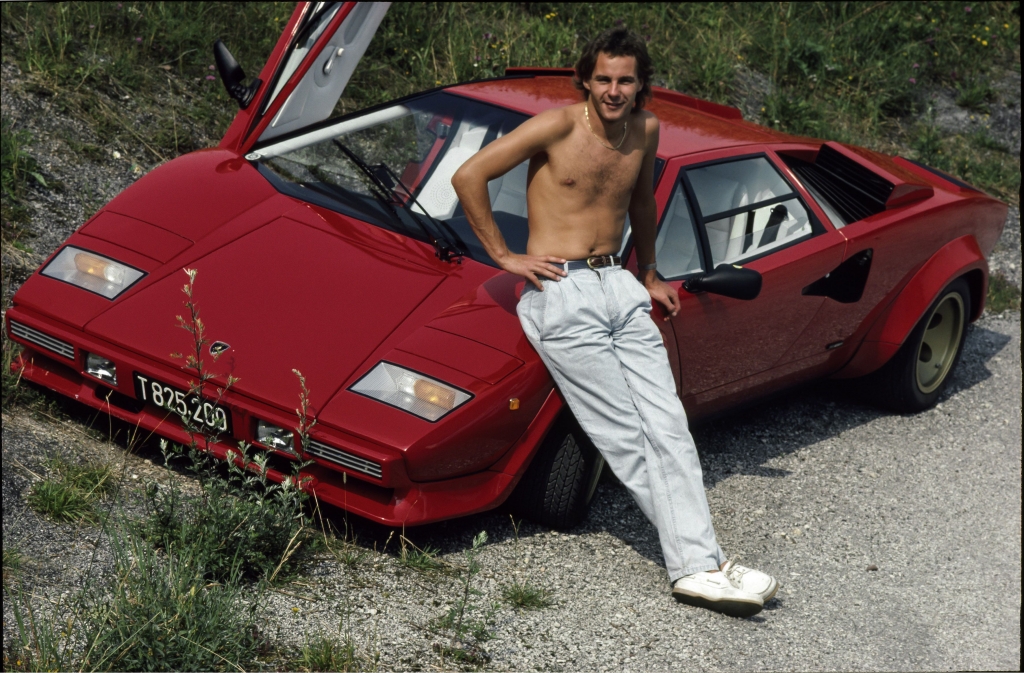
left=5, top=3, right=1007, bottom=529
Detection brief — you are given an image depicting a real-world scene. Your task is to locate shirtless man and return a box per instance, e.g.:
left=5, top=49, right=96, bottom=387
left=452, top=28, right=777, bottom=617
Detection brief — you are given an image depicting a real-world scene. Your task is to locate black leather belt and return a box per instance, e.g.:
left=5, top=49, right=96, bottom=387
left=564, top=255, right=622, bottom=271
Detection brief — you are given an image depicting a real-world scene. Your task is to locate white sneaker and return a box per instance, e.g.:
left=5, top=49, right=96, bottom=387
left=721, top=560, right=779, bottom=602
left=672, top=571, right=763, bottom=618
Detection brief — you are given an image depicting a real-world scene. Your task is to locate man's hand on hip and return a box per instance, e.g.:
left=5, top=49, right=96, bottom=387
left=644, top=277, right=680, bottom=319
left=500, top=253, right=568, bottom=290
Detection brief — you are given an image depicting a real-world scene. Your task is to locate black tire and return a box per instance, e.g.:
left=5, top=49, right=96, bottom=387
left=869, top=277, right=971, bottom=412
left=509, top=412, right=605, bottom=530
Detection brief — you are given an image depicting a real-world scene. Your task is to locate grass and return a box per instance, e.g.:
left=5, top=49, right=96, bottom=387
left=296, top=633, right=362, bottom=673
left=987, top=272, right=1022, bottom=313
left=0, top=114, right=44, bottom=247
left=83, top=525, right=261, bottom=672
left=399, top=536, right=445, bottom=572
left=2, top=546, right=23, bottom=589
left=0, top=3, right=1018, bottom=197
left=956, top=78, right=997, bottom=113
left=502, top=578, right=554, bottom=610
left=5, top=521, right=262, bottom=672
left=426, top=530, right=494, bottom=666
left=25, top=458, right=114, bottom=524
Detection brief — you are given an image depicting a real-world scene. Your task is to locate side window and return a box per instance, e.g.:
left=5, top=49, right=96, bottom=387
left=655, top=182, right=704, bottom=279
left=686, top=156, right=817, bottom=266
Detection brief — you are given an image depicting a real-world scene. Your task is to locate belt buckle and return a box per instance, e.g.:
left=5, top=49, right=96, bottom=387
left=587, top=256, right=604, bottom=270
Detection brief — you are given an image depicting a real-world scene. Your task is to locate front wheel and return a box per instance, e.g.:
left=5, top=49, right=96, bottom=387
left=869, top=277, right=970, bottom=412
left=508, top=412, right=605, bottom=530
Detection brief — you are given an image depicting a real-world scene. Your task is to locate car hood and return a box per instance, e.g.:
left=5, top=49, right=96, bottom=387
left=85, top=215, right=446, bottom=411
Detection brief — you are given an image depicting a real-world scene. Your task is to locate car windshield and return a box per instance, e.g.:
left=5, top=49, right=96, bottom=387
left=254, top=92, right=532, bottom=266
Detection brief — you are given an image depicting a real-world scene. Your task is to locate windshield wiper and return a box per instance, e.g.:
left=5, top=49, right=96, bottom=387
left=373, top=162, right=467, bottom=262
left=331, top=139, right=462, bottom=263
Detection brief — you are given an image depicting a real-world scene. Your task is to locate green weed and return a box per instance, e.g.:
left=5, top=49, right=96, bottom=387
left=26, top=458, right=114, bottom=524
left=956, top=78, right=997, bottom=113
left=987, top=272, right=1022, bottom=313
left=2, top=546, right=23, bottom=589
left=428, top=531, right=493, bottom=666
left=910, top=120, right=1020, bottom=201
left=4, top=585, right=80, bottom=672
left=4, top=520, right=261, bottom=672
left=501, top=515, right=554, bottom=611
left=0, top=114, right=44, bottom=244
left=82, top=522, right=261, bottom=672
left=296, top=632, right=361, bottom=673
left=502, top=578, right=553, bottom=610
left=399, top=536, right=445, bottom=572
left=141, top=438, right=316, bottom=584
left=140, top=269, right=318, bottom=584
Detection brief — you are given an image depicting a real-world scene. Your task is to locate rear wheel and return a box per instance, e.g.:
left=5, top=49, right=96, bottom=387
left=509, top=412, right=605, bottom=530
left=870, top=277, right=970, bottom=412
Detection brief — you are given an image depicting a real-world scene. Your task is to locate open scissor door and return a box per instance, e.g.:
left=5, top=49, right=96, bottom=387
left=220, top=2, right=390, bottom=153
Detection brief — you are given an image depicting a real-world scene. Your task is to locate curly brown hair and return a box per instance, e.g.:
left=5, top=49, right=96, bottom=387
left=572, top=28, right=654, bottom=112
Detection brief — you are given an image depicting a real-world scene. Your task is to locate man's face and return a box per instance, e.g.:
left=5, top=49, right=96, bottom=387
left=584, top=52, right=640, bottom=122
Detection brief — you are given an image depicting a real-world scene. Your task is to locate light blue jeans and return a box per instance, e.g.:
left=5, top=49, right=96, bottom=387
left=518, top=265, right=725, bottom=581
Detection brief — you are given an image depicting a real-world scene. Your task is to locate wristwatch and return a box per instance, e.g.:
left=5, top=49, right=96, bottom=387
left=639, top=262, right=657, bottom=271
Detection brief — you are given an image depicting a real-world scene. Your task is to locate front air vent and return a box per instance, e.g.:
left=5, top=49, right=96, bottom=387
left=10, top=321, right=75, bottom=360
left=306, top=440, right=383, bottom=480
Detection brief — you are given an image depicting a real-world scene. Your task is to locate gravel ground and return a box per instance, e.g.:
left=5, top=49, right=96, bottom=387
left=2, top=60, right=1021, bottom=670
left=4, top=310, right=1020, bottom=671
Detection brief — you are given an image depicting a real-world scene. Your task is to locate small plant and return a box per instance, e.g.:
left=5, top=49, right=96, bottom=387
left=987, top=272, right=1022, bottom=313
left=955, top=78, right=997, bottom=113
left=26, top=458, right=114, bottom=524
left=502, top=578, right=553, bottom=610
left=296, top=632, right=361, bottom=672
left=1, top=113, right=47, bottom=241
left=4, top=585, right=80, bottom=672
left=429, top=530, right=493, bottom=665
left=399, top=536, right=445, bottom=572
left=501, top=516, right=553, bottom=610
left=142, top=439, right=316, bottom=583
left=80, top=522, right=261, bottom=672
left=2, top=546, right=23, bottom=589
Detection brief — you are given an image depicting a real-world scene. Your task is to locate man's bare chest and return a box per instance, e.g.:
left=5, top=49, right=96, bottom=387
left=548, top=132, right=645, bottom=199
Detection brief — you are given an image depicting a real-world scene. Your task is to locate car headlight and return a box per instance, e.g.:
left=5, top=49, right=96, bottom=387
left=350, top=362, right=471, bottom=422
left=41, top=246, right=145, bottom=299
left=255, top=420, right=296, bottom=454
left=85, top=352, right=117, bottom=385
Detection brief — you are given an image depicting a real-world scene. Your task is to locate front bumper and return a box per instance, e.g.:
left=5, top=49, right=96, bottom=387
left=5, top=306, right=559, bottom=526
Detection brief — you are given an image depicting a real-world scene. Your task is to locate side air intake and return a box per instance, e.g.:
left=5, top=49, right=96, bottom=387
left=306, top=440, right=383, bottom=480
left=10, top=321, right=75, bottom=360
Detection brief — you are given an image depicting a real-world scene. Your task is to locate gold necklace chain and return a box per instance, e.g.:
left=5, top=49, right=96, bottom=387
left=584, top=103, right=628, bottom=150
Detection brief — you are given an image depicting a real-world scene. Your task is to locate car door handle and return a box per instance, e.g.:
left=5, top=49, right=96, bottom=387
left=323, top=47, right=344, bottom=75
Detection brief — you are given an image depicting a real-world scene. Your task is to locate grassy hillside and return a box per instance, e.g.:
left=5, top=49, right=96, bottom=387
left=2, top=2, right=1019, bottom=198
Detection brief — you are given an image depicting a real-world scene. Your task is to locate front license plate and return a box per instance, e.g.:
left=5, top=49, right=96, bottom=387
left=133, top=373, right=232, bottom=435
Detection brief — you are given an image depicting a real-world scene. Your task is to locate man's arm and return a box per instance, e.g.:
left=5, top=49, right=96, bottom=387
left=628, top=114, right=680, bottom=319
left=451, top=109, right=571, bottom=290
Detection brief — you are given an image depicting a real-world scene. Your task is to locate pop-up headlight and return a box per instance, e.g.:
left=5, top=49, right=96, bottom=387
left=41, top=246, right=145, bottom=299
left=256, top=420, right=295, bottom=454
left=85, top=353, right=117, bottom=385
left=350, top=362, right=471, bottom=422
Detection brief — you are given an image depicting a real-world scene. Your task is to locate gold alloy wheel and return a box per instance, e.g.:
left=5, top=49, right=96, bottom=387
left=915, top=291, right=965, bottom=394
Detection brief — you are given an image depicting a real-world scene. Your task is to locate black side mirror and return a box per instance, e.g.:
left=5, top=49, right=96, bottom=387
left=214, top=40, right=262, bottom=109
left=683, top=264, right=762, bottom=300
